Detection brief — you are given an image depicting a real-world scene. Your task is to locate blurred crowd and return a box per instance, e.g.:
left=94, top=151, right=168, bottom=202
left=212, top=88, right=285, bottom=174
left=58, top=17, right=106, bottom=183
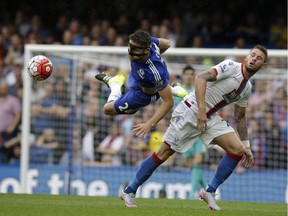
left=0, top=0, right=287, bottom=170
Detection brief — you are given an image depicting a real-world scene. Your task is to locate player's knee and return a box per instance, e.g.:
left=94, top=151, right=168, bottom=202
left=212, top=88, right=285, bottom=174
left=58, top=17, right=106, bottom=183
left=103, top=103, right=117, bottom=115
left=156, top=142, right=175, bottom=161
left=231, top=145, right=245, bottom=156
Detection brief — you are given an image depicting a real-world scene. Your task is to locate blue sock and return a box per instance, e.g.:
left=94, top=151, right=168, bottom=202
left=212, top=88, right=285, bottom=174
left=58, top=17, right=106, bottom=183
left=206, top=153, right=242, bottom=193
left=125, top=152, right=163, bottom=194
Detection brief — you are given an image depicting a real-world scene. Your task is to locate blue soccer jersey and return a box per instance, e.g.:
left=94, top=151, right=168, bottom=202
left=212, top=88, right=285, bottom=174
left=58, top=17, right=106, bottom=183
left=114, top=37, right=170, bottom=114
left=128, top=37, right=170, bottom=91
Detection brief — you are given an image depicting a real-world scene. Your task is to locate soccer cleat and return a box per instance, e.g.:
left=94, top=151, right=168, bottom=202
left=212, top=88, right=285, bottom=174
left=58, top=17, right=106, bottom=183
left=120, top=190, right=138, bottom=208
left=95, top=73, right=125, bottom=88
left=170, top=82, right=188, bottom=99
left=198, top=189, right=221, bottom=211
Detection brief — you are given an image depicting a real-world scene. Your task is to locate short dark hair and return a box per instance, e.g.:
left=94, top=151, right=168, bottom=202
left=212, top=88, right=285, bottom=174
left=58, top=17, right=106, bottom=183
left=129, top=30, right=151, bottom=48
left=252, top=45, right=268, bottom=63
left=182, top=65, right=195, bottom=75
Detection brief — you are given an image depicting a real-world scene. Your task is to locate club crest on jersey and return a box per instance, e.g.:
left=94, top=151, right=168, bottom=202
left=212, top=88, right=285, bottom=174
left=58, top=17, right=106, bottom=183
left=138, top=68, right=145, bottom=79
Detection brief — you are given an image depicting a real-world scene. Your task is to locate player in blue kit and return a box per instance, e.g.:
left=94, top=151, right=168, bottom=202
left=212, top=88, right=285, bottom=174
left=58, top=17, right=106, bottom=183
left=96, top=30, right=187, bottom=138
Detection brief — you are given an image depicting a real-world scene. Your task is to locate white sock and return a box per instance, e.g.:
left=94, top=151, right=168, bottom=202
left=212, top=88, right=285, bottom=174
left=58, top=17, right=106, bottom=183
left=107, top=82, right=122, bottom=102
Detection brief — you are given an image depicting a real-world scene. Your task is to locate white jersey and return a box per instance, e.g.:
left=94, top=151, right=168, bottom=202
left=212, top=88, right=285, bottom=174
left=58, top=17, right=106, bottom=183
left=185, top=59, right=252, bottom=117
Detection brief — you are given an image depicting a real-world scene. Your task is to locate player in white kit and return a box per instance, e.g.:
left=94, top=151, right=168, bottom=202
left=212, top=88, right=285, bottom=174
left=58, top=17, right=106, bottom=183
left=120, top=45, right=268, bottom=210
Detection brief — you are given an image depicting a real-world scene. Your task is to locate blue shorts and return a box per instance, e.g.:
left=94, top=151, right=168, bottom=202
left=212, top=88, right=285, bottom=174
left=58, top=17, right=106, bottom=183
left=114, top=88, right=160, bottom=114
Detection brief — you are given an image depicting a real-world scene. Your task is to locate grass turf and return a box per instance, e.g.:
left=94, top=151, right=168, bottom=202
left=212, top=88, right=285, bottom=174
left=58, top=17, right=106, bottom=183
left=0, top=194, right=286, bottom=216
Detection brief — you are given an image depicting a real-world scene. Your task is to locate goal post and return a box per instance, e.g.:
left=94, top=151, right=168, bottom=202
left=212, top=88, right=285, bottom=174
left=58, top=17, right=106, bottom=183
left=20, top=44, right=287, bottom=202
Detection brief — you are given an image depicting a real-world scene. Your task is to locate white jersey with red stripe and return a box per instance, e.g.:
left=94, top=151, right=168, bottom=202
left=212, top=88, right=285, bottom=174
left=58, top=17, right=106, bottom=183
left=185, top=59, right=252, bottom=117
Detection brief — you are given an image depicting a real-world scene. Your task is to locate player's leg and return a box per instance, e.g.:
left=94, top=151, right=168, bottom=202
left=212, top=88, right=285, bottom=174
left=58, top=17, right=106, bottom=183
left=190, top=152, right=206, bottom=199
left=113, top=90, right=160, bottom=116
left=121, top=142, right=175, bottom=207
left=199, top=132, right=244, bottom=211
left=206, top=132, right=245, bottom=193
left=95, top=73, right=125, bottom=115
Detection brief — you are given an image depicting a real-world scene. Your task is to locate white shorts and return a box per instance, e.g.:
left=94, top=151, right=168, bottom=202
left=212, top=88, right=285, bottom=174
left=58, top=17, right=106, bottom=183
left=163, top=101, right=235, bottom=153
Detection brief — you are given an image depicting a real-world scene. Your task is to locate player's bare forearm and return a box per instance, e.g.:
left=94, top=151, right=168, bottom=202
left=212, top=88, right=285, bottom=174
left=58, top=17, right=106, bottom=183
left=147, top=86, right=174, bottom=127
left=133, top=85, right=173, bottom=137
left=234, top=104, right=248, bottom=140
left=195, top=68, right=217, bottom=109
left=158, top=38, right=171, bottom=54
left=195, top=69, right=217, bottom=131
left=195, top=76, right=207, bottom=110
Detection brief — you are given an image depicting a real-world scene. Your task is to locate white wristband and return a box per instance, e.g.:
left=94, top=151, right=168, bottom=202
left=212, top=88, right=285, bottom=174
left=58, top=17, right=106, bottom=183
left=242, top=140, right=250, bottom=148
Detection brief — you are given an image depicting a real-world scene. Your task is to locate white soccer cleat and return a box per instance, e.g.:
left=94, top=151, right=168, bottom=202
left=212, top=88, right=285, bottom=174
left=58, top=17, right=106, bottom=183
left=198, top=189, right=221, bottom=211
left=120, top=190, right=138, bottom=208
left=170, top=82, right=188, bottom=99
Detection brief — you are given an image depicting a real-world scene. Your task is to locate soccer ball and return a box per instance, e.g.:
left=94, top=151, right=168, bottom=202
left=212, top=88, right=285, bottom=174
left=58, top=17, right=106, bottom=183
left=27, top=55, right=53, bottom=81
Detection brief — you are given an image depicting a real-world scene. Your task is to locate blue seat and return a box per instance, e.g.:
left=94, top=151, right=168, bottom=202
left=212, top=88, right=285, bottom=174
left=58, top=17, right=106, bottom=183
left=29, top=146, right=54, bottom=164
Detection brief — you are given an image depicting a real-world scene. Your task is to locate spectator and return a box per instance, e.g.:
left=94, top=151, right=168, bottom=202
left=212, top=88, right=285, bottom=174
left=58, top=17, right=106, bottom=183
left=31, top=82, right=59, bottom=136
left=0, top=34, right=7, bottom=59
left=4, top=34, right=23, bottom=67
left=124, top=114, right=148, bottom=166
left=270, top=15, right=287, bottom=49
left=35, top=128, right=59, bottom=150
left=62, top=30, right=73, bottom=45
left=96, top=121, right=124, bottom=166
left=34, top=128, right=59, bottom=164
left=54, top=15, right=69, bottom=43
left=0, top=81, right=21, bottom=163
left=59, top=128, right=83, bottom=166
left=69, top=19, right=84, bottom=45
left=249, top=119, right=265, bottom=169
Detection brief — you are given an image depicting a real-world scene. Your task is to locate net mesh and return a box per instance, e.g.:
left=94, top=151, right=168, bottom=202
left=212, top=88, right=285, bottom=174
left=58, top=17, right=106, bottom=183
left=20, top=47, right=287, bottom=201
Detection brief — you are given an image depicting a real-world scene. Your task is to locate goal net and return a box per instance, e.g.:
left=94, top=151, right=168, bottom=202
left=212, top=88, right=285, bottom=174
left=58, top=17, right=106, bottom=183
left=20, top=45, right=287, bottom=202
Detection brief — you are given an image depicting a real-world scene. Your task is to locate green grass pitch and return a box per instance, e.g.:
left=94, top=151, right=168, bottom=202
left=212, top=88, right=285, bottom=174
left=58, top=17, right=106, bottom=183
left=0, top=194, right=286, bottom=216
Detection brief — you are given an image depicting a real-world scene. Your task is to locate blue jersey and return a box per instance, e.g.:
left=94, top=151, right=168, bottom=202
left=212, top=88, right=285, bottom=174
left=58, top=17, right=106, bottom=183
left=128, top=37, right=170, bottom=92
left=114, top=37, right=170, bottom=114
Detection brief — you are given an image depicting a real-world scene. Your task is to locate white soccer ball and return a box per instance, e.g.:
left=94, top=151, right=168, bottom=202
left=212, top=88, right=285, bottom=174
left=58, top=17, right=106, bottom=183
left=27, top=55, right=53, bottom=81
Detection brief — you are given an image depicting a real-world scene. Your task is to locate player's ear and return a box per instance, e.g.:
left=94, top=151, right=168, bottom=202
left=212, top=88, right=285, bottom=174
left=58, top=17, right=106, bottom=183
left=261, top=62, right=267, bottom=69
left=145, top=48, right=150, bottom=54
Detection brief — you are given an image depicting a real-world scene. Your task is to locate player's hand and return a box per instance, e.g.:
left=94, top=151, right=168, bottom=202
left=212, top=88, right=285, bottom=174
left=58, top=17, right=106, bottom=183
left=132, top=122, right=152, bottom=138
left=243, top=148, right=254, bottom=168
left=197, top=108, right=207, bottom=132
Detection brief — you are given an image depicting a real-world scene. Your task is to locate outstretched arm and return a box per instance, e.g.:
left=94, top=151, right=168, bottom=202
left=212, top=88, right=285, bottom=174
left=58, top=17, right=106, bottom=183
left=195, top=68, right=217, bottom=132
left=234, top=104, right=254, bottom=167
left=133, top=85, right=174, bottom=138
left=157, top=38, right=171, bottom=54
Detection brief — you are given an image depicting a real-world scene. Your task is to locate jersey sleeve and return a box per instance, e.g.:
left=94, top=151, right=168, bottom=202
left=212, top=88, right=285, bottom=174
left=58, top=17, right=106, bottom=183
left=235, top=82, right=252, bottom=107
left=213, top=59, right=237, bottom=80
left=151, top=37, right=159, bottom=46
left=149, top=61, right=169, bottom=91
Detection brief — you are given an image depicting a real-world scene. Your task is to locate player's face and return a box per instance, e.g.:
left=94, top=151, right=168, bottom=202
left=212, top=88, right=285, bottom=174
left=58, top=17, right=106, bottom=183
left=182, top=69, right=195, bottom=86
left=245, top=49, right=266, bottom=73
left=128, top=40, right=149, bottom=62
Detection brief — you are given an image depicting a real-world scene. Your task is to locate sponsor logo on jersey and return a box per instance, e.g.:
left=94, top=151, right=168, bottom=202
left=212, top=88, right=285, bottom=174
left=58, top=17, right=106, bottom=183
left=223, top=89, right=240, bottom=103
left=219, top=64, right=229, bottom=73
